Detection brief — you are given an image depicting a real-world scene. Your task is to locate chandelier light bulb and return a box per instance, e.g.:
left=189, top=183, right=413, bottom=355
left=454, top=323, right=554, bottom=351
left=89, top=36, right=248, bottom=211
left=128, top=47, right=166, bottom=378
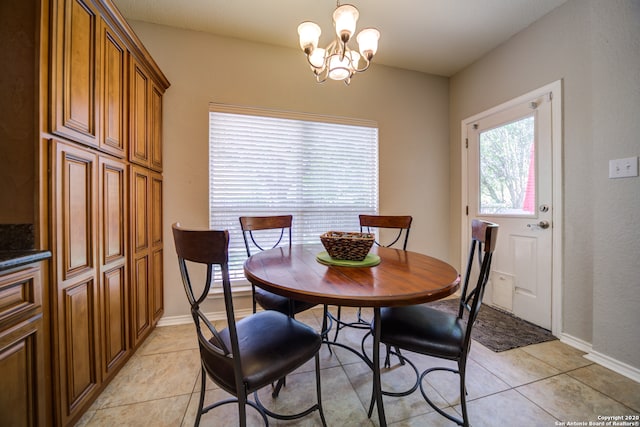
left=297, top=21, right=322, bottom=53
left=356, top=28, right=380, bottom=59
left=328, top=54, right=351, bottom=81
left=333, top=4, right=359, bottom=43
left=309, top=47, right=326, bottom=70
left=349, top=50, right=361, bottom=68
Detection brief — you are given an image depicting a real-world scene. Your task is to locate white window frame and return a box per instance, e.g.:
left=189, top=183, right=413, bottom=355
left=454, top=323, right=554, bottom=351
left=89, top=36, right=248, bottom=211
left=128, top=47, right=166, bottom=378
left=209, top=103, right=379, bottom=286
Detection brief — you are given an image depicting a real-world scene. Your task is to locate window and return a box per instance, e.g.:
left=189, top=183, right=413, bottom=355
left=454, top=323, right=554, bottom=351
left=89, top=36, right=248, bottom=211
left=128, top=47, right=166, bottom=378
left=479, top=115, right=536, bottom=215
left=209, top=104, right=379, bottom=281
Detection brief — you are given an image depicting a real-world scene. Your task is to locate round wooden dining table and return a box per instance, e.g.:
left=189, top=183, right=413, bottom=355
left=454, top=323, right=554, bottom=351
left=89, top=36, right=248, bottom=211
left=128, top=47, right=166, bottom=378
left=244, top=244, right=460, bottom=427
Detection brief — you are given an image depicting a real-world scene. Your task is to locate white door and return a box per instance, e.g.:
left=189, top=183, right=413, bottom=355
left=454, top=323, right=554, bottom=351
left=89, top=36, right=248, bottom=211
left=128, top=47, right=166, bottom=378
left=466, top=91, right=554, bottom=330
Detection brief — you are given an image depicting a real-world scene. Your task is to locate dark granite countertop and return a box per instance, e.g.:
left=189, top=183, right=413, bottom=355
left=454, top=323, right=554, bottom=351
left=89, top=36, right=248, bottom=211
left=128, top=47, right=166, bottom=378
left=0, top=250, right=52, bottom=271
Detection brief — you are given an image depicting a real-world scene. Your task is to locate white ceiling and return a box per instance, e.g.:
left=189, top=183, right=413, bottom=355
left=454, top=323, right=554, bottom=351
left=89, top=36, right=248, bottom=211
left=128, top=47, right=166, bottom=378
left=112, top=0, right=567, bottom=77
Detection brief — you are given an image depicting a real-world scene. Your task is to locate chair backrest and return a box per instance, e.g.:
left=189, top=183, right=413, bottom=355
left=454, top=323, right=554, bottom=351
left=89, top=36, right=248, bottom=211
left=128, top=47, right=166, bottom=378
left=172, top=222, right=243, bottom=395
left=239, top=215, right=292, bottom=256
left=359, top=214, right=413, bottom=250
left=458, top=219, right=499, bottom=350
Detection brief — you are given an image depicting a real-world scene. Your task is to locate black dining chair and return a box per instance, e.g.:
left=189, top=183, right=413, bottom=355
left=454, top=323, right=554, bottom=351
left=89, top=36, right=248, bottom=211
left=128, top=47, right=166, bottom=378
left=329, top=214, right=413, bottom=344
left=240, top=215, right=317, bottom=317
left=367, top=219, right=498, bottom=427
left=172, top=223, right=327, bottom=427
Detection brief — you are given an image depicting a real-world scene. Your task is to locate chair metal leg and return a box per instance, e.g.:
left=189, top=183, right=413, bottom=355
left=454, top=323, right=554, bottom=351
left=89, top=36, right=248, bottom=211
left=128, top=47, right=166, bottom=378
left=371, top=308, right=387, bottom=426
left=321, top=305, right=333, bottom=355
left=418, top=366, right=465, bottom=426
left=238, top=389, right=247, bottom=427
left=459, top=359, right=470, bottom=427
left=272, top=377, right=286, bottom=398
left=332, top=306, right=343, bottom=342
left=384, top=344, right=392, bottom=368
left=315, top=353, right=328, bottom=427
left=195, top=367, right=206, bottom=427
left=383, top=345, right=406, bottom=368
left=251, top=284, right=257, bottom=314
left=254, top=356, right=325, bottom=423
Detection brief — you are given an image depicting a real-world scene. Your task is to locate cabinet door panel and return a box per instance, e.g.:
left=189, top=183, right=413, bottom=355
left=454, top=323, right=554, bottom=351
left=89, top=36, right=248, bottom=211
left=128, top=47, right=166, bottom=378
left=151, top=174, right=163, bottom=247
left=62, top=278, right=98, bottom=411
left=132, top=254, right=150, bottom=344
left=150, top=84, right=163, bottom=171
left=151, top=248, right=163, bottom=323
left=131, top=168, right=149, bottom=252
left=150, top=174, right=163, bottom=324
left=0, top=267, right=41, bottom=323
left=55, top=142, right=97, bottom=281
left=130, top=61, right=149, bottom=167
left=100, top=158, right=126, bottom=264
left=101, top=22, right=127, bottom=157
left=0, top=316, right=45, bottom=427
left=54, top=0, right=99, bottom=145
left=99, top=156, right=129, bottom=377
left=52, top=140, right=100, bottom=425
left=102, top=266, right=127, bottom=373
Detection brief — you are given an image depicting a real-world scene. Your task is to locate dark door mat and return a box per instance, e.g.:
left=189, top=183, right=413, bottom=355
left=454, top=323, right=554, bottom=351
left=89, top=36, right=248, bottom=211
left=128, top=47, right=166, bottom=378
left=425, top=299, right=557, bottom=352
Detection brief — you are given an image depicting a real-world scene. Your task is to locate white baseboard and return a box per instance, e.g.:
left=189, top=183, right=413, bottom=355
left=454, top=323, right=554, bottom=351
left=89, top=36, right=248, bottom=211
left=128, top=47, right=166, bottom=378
left=156, top=308, right=255, bottom=327
left=560, top=332, right=640, bottom=383
left=157, top=314, right=192, bottom=327
left=559, top=332, right=592, bottom=353
left=584, top=350, right=640, bottom=383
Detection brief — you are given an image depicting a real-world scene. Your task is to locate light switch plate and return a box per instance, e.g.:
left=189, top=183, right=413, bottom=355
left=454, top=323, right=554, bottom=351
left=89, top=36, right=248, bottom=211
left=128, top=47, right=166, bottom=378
left=608, top=156, right=638, bottom=178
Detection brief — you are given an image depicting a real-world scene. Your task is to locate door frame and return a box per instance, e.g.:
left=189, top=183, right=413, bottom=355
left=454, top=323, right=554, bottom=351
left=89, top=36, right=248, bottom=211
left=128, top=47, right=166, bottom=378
left=460, top=80, right=563, bottom=336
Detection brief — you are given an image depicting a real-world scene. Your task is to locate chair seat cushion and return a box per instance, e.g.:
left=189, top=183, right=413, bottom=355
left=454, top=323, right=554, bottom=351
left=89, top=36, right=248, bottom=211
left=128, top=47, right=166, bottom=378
left=379, top=305, right=466, bottom=359
left=255, top=288, right=317, bottom=315
left=208, top=311, right=321, bottom=393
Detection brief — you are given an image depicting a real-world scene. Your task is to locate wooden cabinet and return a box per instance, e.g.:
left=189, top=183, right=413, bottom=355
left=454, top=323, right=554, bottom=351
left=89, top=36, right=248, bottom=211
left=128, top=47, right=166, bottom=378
left=52, top=0, right=100, bottom=148
left=50, top=140, right=101, bottom=426
left=151, top=174, right=164, bottom=323
left=0, top=263, right=48, bottom=427
left=98, top=156, right=129, bottom=377
left=129, top=59, right=164, bottom=171
left=150, top=83, right=164, bottom=171
left=130, top=166, right=163, bottom=346
left=99, top=19, right=128, bottom=157
left=53, top=0, right=128, bottom=158
left=50, top=140, right=133, bottom=425
left=45, top=1, right=169, bottom=424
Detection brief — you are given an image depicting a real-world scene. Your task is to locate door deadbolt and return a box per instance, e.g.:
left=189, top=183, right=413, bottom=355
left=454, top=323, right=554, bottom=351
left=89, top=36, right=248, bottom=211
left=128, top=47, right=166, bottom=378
left=539, top=204, right=549, bottom=213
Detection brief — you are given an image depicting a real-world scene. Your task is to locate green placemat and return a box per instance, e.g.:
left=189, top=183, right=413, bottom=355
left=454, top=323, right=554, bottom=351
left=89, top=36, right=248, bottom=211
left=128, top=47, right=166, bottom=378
left=316, top=251, right=381, bottom=267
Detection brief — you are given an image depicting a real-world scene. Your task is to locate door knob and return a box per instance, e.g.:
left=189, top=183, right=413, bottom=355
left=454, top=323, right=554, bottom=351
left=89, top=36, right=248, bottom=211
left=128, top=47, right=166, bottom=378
left=527, top=220, right=550, bottom=230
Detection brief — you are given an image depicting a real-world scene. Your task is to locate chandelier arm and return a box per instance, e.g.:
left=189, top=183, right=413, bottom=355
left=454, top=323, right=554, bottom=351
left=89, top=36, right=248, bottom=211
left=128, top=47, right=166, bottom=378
left=326, top=39, right=339, bottom=57
left=315, top=67, right=329, bottom=83
left=351, top=57, right=372, bottom=73
left=339, top=41, right=347, bottom=61
left=304, top=54, right=321, bottom=70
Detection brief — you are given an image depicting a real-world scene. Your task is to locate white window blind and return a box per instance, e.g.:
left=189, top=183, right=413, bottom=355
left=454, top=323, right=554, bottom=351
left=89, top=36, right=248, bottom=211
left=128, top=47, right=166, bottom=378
left=209, top=104, right=379, bottom=281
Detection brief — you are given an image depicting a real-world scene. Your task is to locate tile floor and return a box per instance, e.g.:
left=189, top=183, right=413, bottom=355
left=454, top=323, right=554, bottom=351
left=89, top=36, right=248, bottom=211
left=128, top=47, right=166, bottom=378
left=76, top=307, right=640, bottom=426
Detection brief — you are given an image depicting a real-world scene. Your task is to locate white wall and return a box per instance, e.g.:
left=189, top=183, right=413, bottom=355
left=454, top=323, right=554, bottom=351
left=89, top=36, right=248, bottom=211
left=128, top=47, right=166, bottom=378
left=127, top=21, right=451, bottom=318
left=449, top=0, right=640, bottom=370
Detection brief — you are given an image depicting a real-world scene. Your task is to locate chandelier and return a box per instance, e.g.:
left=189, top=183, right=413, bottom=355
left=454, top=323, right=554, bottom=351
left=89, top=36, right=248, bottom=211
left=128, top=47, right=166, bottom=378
left=297, top=2, right=380, bottom=85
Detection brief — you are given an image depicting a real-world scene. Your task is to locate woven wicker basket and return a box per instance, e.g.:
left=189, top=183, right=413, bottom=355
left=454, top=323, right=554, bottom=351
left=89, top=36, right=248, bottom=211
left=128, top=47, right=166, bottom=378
left=320, top=231, right=375, bottom=261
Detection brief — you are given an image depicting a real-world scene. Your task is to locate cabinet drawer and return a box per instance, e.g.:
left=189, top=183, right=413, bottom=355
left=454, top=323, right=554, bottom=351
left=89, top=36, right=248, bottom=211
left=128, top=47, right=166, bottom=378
left=0, top=267, right=41, bottom=323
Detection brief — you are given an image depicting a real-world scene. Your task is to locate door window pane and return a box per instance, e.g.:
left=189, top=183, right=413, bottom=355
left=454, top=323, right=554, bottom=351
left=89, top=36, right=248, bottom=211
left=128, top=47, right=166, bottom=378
left=479, top=115, right=535, bottom=215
